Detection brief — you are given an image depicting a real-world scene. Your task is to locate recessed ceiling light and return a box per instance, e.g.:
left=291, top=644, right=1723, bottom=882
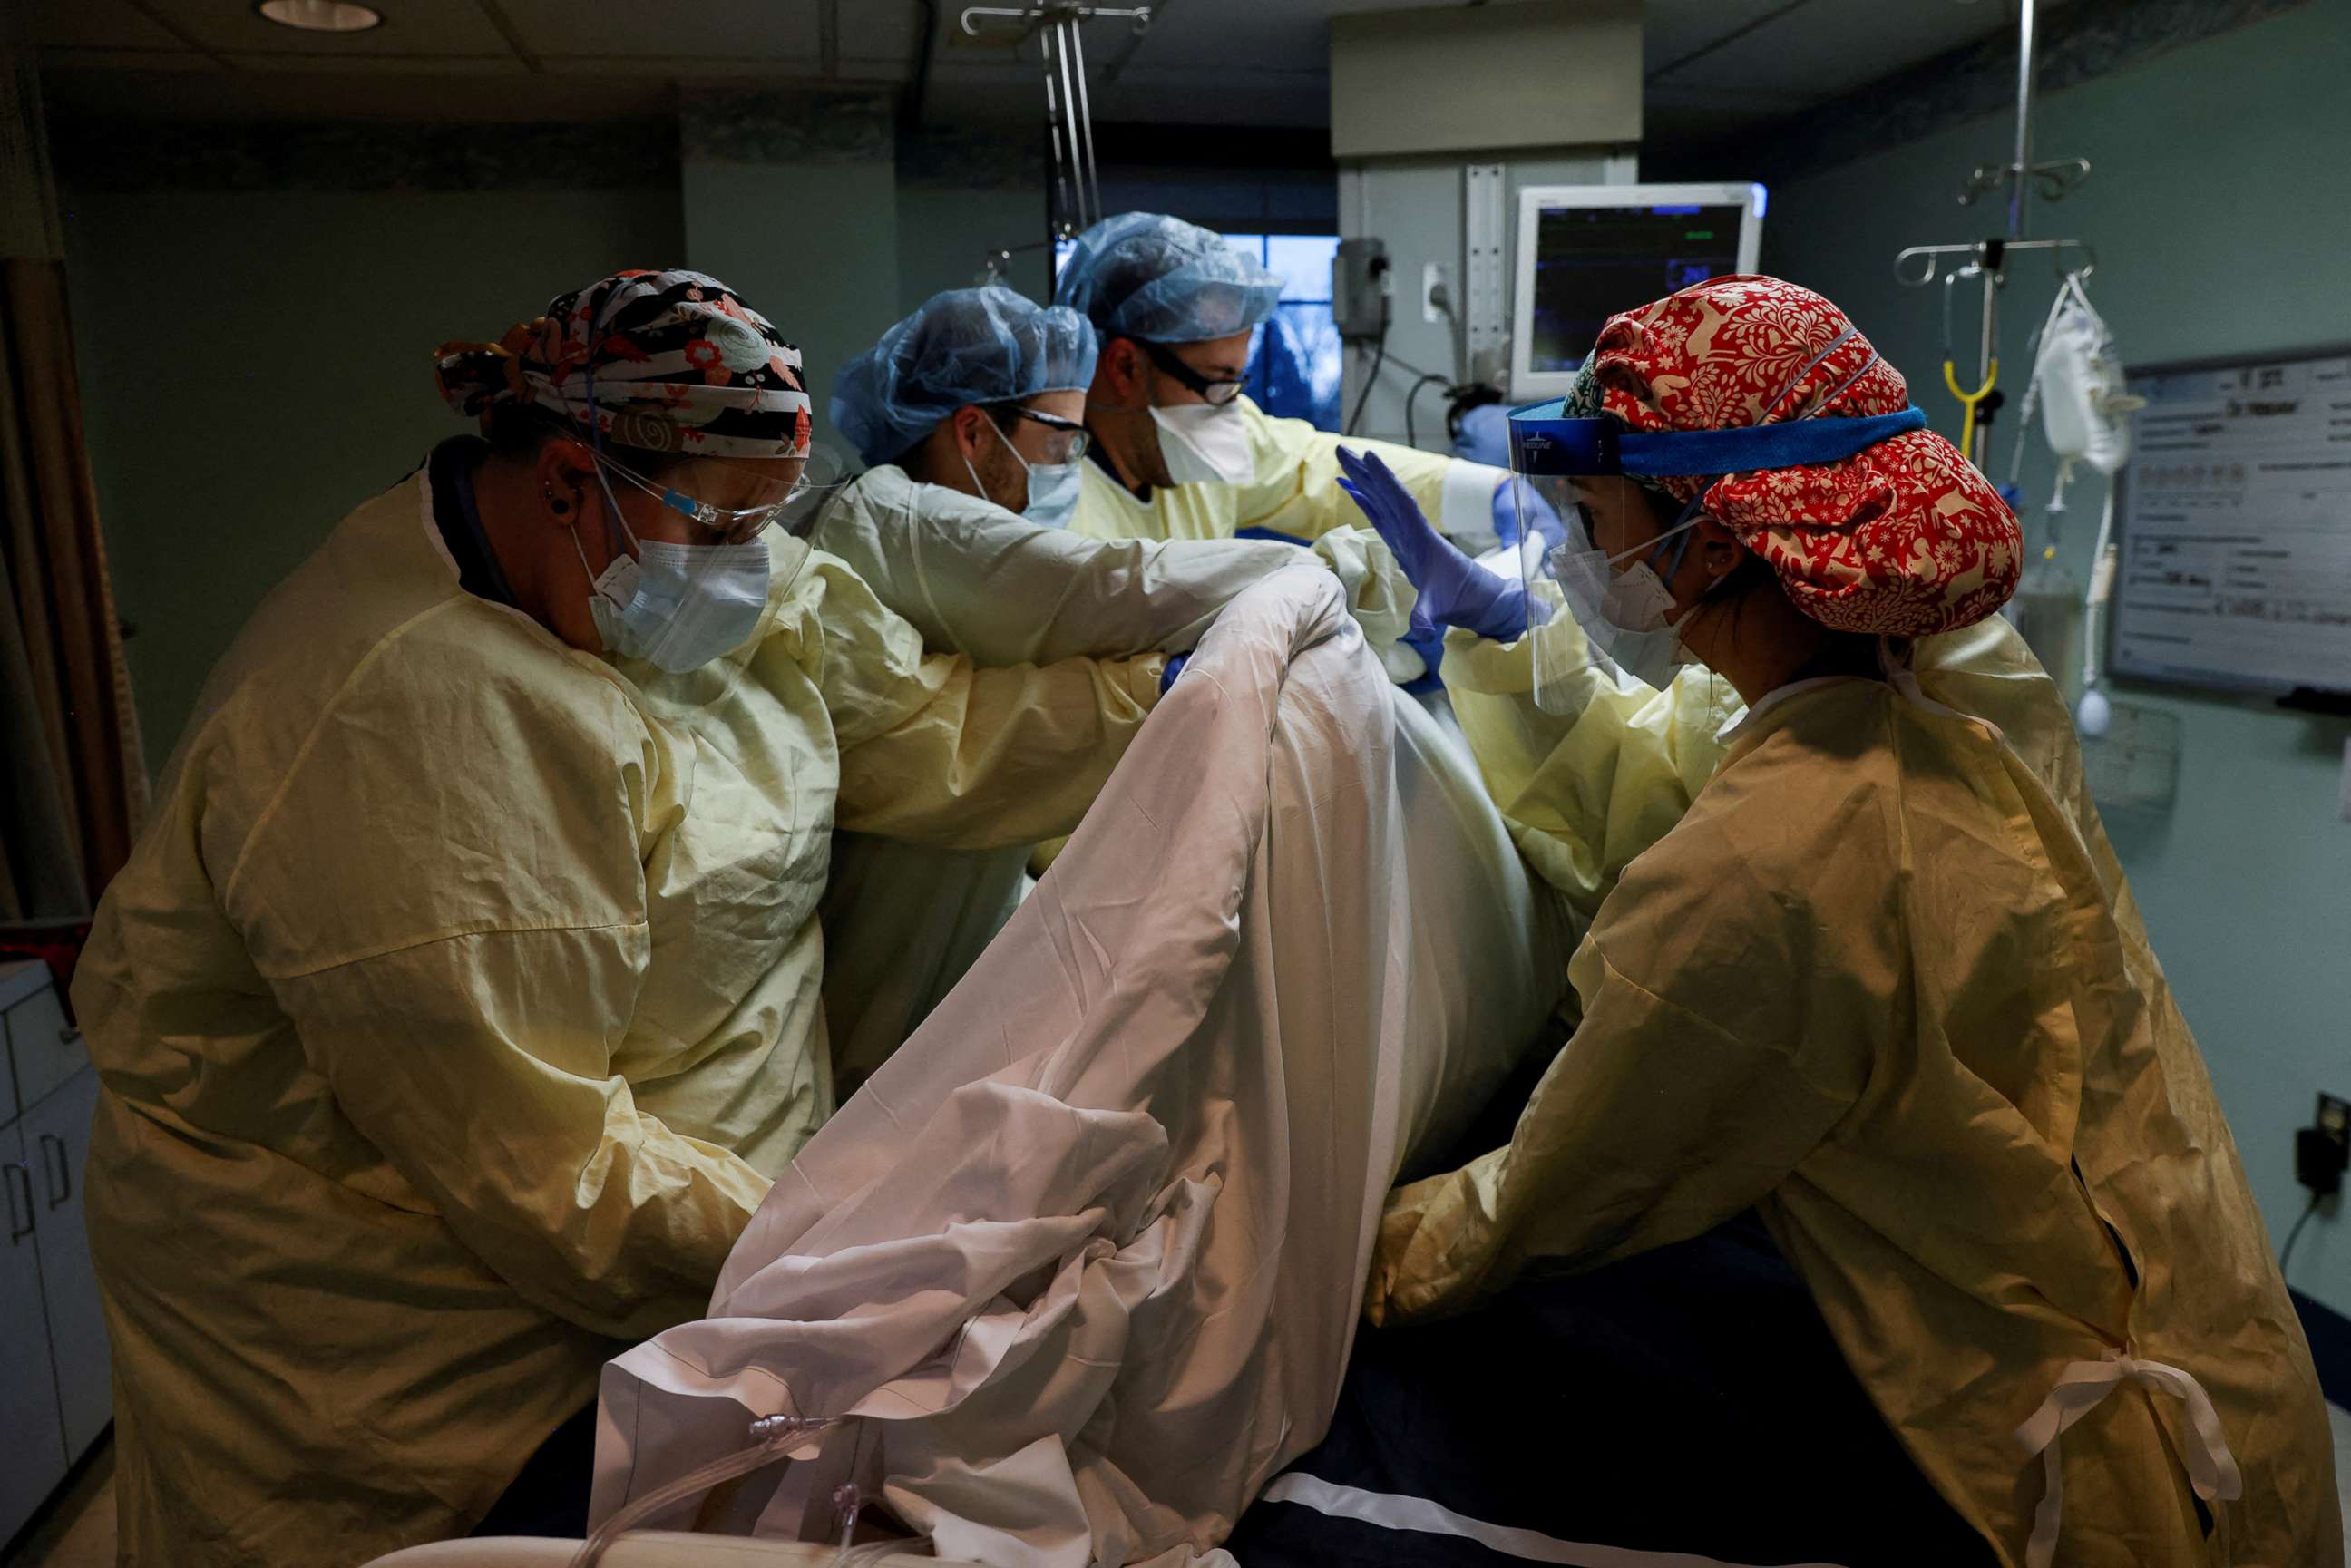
left=257, top=0, right=383, bottom=32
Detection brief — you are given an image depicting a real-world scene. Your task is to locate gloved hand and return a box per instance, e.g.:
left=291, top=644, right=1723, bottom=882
left=1158, top=651, right=1189, bottom=695
left=1451, top=402, right=1511, bottom=468
left=1490, top=475, right=1570, bottom=555
left=1335, top=446, right=1532, bottom=643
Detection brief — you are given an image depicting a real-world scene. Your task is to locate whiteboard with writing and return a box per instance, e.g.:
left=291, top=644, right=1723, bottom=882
left=2111, top=348, right=2351, bottom=694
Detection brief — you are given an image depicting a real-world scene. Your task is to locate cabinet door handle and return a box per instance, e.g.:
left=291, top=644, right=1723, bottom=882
left=4, top=1164, right=32, bottom=1243
left=39, top=1133, right=71, bottom=1208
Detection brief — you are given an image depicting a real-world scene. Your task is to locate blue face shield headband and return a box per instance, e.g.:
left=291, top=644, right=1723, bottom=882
left=1505, top=402, right=1928, bottom=478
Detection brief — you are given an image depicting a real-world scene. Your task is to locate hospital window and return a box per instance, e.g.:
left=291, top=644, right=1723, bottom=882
left=1225, top=233, right=1343, bottom=432
left=1053, top=233, right=1344, bottom=432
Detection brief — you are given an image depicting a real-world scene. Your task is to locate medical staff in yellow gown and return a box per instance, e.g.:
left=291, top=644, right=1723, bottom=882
left=1387, top=617, right=2339, bottom=1565
left=1347, top=276, right=2338, bottom=1566
left=1051, top=213, right=1523, bottom=549
left=73, top=270, right=1169, bottom=1568
left=811, top=461, right=1419, bottom=1074
left=1069, top=390, right=1511, bottom=547
left=809, top=286, right=1422, bottom=1079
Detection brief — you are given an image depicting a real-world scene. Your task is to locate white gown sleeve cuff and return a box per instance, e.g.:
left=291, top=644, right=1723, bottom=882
left=1439, top=459, right=1507, bottom=541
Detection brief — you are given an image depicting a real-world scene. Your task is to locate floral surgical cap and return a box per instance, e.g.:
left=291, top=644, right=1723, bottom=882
left=1576, top=275, right=2020, bottom=638
left=435, top=268, right=812, bottom=459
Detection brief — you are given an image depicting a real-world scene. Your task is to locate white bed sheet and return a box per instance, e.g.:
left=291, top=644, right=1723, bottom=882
left=590, top=566, right=1568, bottom=1566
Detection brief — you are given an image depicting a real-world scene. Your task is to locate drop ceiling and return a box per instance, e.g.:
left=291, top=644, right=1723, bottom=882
left=35, top=0, right=2027, bottom=148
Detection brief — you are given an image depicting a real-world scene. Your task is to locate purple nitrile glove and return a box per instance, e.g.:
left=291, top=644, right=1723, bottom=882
left=1335, top=445, right=1529, bottom=643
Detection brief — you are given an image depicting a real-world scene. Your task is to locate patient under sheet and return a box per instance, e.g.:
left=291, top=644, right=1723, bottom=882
left=815, top=507, right=1424, bottom=1088
left=589, top=565, right=1570, bottom=1566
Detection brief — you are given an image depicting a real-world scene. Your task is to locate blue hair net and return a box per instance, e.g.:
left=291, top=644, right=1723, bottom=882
left=1053, top=212, right=1283, bottom=345
left=831, top=287, right=1098, bottom=468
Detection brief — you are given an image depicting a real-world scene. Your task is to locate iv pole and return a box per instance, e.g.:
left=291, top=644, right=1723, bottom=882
left=962, top=3, right=1153, bottom=285
left=1892, top=0, right=2093, bottom=475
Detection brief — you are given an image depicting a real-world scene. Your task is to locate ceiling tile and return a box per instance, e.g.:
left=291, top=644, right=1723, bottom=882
left=35, top=0, right=2035, bottom=150
left=34, top=0, right=190, bottom=52
left=535, top=55, right=826, bottom=80
left=1643, top=0, right=1804, bottom=73
left=45, top=65, right=678, bottom=118
left=1098, top=0, right=1328, bottom=73
left=145, top=0, right=516, bottom=56
left=495, top=0, right=821, bottom=63
left=1654, top=0, right=2014, bottom=101
left=225, top=49, right=517, bottom=72
left=37, top=47, right=223, bottom=73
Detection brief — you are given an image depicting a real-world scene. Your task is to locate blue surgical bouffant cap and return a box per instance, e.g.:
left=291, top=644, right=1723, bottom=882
left=831, top=287, right=1097, bottom=468
left=1052, top=212, right=1283, bottom=345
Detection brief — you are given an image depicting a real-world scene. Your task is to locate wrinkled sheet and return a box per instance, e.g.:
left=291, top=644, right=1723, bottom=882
left=590, top=566, right=1568, bottom=1566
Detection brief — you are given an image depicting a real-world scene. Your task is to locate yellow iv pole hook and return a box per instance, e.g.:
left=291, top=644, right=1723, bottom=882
left=1940, top=264, right=2000, bottom=469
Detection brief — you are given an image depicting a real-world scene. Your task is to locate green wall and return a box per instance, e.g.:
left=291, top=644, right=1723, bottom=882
left=63, top=111, right=1050, bottom=774
left=63, top=186, right=685, bottom=777
left=681, top=157, right=903, bottom=457
left=894, top=183, right=1052, bottom=318
left=1763, top=0, right=2351, bottom=1319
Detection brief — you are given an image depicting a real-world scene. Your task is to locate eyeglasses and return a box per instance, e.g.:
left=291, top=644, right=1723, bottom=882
left=590, top=449, right=834, bottom=542
left=1138, top=338, right=1248, bottom=407
left=1004, top=405, right=1090, bottom=463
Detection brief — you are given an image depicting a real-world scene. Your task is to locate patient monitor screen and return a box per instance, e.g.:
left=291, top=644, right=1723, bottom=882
left=1525, top=202, right=1749, bottom=373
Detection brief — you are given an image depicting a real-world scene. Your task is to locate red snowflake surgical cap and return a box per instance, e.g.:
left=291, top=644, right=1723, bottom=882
left=1576, top=275, right=2021, bottom=638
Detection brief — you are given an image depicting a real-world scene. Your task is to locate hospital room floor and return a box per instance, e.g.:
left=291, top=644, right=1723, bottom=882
left=12, top=1413, right=2351, bottom=1567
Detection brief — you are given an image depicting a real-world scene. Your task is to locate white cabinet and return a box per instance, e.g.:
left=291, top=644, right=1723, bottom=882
left=2, top=1117, right=72, bottom=1541
left=0, top=961, right=112, bottom=1547
left=24, top=1068, right=110, bottom=1457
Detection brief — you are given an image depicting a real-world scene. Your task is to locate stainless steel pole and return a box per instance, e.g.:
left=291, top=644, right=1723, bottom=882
left=1068, top=14, right=1102, bottom=230
left=1052, top=17, right=1085, bottom=231
left=2010, top=0, right=2036, bottom=240
left=1044, top=44, right=1073, bottom=239
left=1981, top=0, right=2040, bottom=472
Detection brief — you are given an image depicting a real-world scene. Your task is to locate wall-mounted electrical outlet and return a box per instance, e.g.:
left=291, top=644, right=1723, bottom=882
left=2295, top=1092, right=2349, bottom=1197
left=1422, top=262, right=1457, bottom=325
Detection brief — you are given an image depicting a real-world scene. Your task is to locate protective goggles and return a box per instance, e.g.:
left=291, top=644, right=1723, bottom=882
left=1137, top=338, right=1248, bottom=406
left=1003, top=405, right=1091, bottom=463
left=590, top=444, right=845, bottom=542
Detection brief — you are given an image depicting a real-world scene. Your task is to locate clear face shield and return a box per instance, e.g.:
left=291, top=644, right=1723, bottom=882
left=1507, top=330, right=1921, bottom=712
left=1510, top=463, right=1712, bottom=707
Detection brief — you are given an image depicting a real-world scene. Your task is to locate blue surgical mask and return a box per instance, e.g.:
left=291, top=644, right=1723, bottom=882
left=968, top=415, right=1086, bottom=530
left=572, top=472, right=772, bottom=674
left=1020, top=457, right=1084, bottom=529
